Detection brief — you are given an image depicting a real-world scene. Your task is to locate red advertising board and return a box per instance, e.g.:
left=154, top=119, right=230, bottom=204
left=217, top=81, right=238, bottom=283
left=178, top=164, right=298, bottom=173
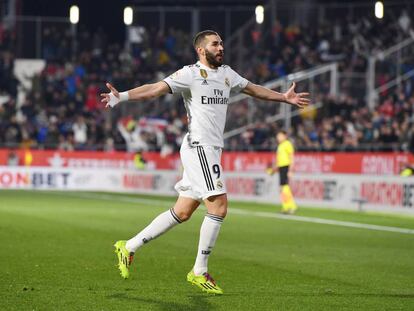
left=0, top=149, right=181, bottom=170
left=0, top=149, right=413, bottom=175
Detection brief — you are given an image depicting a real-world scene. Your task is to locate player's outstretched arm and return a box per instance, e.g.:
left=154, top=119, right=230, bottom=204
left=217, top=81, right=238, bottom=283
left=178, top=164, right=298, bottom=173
left=242, top=82, right=310, bottom=109
left=100, top=81, right=171, bottom=108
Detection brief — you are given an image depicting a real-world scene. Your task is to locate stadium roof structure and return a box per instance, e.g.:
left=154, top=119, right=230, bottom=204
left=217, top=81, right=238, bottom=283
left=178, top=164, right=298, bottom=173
left=131, top=0, right=264, bottom=5
left=131, top=0, right=411, bottom=5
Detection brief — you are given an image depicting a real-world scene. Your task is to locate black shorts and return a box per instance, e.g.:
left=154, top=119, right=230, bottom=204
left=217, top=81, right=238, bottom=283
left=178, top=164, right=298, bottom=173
left=279, top=166, right=289, bottom=186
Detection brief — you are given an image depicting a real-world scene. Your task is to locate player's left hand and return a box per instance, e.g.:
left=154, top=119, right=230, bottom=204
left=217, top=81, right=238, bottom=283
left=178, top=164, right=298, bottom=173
left=284, top=82, right=310, bottom=109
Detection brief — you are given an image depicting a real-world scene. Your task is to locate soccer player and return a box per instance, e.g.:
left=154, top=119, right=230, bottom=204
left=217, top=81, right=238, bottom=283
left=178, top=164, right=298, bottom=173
left=101, top=30, right=309, bottom=295
left=267, top=130, right=297, bottom=214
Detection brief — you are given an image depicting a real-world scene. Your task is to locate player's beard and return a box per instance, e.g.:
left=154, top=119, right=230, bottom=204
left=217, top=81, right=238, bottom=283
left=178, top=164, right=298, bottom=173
left=205, top=49, right=223, bottom=68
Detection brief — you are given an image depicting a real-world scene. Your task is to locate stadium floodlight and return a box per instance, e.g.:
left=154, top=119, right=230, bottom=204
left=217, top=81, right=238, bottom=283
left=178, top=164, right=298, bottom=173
left=375, top=1, right=384, bottom=19
left=69, top=5, right=79, bottom=24
left=124, top=6, right=133, bottom=26
left=255, top=5, right=264, bottom=24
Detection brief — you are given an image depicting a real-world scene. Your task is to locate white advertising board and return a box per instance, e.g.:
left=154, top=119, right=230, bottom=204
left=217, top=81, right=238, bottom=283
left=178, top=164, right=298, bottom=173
left=1, top=167, right=413, bottom=214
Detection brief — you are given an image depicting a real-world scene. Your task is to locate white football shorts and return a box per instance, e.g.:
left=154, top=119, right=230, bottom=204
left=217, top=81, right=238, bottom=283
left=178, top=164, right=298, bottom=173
left=175, top=141, right=226, bottom=201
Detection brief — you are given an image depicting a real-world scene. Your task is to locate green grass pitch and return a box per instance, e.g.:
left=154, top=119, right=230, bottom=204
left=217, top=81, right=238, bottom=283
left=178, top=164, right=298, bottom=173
left=1, top=190, right=414, bottom=311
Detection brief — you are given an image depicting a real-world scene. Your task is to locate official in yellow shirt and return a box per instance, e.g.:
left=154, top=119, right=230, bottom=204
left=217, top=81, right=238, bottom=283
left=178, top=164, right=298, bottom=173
left=133, top=151, right=147, bottom=170
left=400, top=163, right=414, bottom=177
left=267, top=131, right=297, bottom=214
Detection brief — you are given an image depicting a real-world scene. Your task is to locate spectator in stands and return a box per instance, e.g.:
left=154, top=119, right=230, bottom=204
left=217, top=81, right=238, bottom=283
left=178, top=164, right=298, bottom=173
left=58, top=134, right=74, bottom=151
left=72, top=115, right=88, bottom=150
left=104, top=137, right=115, bottom=152
left=7, top=149, right=19, bottom=166
left=117, top=118, right=148, bottom=153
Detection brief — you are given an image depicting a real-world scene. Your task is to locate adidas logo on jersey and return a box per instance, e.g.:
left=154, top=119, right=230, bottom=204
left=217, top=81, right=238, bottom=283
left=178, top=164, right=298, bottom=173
left=200, top=69, right=208, bottom=85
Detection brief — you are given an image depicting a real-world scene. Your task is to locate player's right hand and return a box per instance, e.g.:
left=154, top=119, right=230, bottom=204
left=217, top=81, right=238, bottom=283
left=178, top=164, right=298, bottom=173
left=101, top=83, right=120, bottom=108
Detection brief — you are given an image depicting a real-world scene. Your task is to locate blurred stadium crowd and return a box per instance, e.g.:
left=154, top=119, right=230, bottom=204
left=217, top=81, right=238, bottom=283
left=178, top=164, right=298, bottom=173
left=1, top=7, right=414, bottom=153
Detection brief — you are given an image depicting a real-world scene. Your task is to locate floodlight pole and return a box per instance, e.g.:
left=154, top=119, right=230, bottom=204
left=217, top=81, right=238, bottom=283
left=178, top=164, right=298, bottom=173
left=69, top=5, right=79, bottom=62
left=71, top=23, right=77, bottom=62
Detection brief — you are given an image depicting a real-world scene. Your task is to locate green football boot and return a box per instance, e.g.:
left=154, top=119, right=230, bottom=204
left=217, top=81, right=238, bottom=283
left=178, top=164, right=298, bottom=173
left=187, top=270, right=223, bottom=295
left=114, top=240, right=134, bottom=279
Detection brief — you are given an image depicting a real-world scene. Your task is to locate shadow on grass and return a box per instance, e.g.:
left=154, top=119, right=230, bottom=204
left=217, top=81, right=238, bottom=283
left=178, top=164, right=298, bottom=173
left=107, top=292, right=221, bottom=311
left=272, top=266, right=414, bottom=300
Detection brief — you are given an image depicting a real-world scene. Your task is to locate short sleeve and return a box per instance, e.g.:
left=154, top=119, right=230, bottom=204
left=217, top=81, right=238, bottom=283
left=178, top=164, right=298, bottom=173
left=227, top=67, right=249, bottom=94
left=288, top=142, right=294, bottom=154
left=163, top=66, right=192, bottom=94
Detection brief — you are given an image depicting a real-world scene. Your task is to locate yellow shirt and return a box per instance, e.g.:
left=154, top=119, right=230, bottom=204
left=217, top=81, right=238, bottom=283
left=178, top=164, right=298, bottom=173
left=400, top=168, right=413, bottom=177
left=277, top=140, right=294, bottom=167
left=134, top=154, right=146, bottom=169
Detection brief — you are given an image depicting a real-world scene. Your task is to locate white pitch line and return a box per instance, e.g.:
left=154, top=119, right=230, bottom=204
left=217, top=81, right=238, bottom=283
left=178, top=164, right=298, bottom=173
left=47, top=191, right=414, bottom=235
left=227, top=209, right=414, bottom=235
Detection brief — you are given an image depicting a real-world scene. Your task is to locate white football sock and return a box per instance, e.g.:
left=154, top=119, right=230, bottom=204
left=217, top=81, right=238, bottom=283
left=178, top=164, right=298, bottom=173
left=193, top=213, right=224, bottom=275
left=125, top=208, right=182, bottom=253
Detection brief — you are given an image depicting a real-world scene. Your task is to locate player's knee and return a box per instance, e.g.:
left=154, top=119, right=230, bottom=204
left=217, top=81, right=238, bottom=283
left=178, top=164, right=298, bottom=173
left=215, top=202, right=228, bottom=218
left=205, top=194, right=228, bottom=218
left=215, top=206, right=227, bottom=218
left=172, top=197, right=200, bottom=222
left=174, top=210, right=193, bottom=222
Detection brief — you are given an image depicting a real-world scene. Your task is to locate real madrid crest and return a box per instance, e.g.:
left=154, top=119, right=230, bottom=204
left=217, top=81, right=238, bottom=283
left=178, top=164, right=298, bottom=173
left=224, top=77, right=230, bottom=87
left=200, top=69, right=208, bottom=85
left=200, top=69, right=208, bottom=79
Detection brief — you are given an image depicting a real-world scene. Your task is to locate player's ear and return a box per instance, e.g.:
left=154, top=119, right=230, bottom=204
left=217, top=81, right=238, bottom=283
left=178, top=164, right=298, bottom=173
left=196, top=46, right=204, bottom=56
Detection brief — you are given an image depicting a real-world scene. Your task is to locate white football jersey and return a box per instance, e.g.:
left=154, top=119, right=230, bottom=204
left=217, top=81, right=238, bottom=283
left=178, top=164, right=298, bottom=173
left=163, top=61, right=248, bottom=148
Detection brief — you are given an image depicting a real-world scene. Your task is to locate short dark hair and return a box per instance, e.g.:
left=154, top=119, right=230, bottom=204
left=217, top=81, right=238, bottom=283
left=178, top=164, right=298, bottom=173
left=193, top=30, right=219, bottom=49
left=278, top=130, right=287, bottom=136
